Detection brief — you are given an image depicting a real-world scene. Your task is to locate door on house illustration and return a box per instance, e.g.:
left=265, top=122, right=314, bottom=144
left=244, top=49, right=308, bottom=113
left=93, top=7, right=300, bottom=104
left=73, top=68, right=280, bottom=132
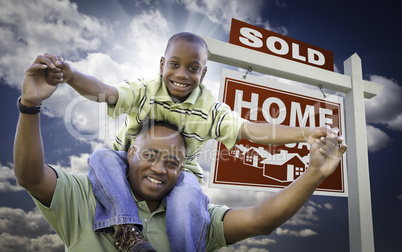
left=287, top=164, right=294, bottom=181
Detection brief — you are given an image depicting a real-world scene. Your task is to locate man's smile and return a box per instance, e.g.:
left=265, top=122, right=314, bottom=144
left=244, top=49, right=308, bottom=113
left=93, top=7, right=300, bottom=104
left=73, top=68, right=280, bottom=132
left=146, top=176, right=163, bottom=185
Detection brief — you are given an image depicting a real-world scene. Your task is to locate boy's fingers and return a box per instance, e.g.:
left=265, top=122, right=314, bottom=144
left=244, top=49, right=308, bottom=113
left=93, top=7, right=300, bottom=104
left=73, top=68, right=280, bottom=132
left=339, top=144, right=347, bottom=154
left=43, top=53, right=59, bottom=64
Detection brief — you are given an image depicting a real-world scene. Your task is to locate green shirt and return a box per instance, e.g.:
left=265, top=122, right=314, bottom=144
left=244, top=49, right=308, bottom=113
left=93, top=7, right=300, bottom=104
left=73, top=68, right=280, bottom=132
left=108, top=77, right=246, bottom=181
left=31, top=167, right=230, bottom=252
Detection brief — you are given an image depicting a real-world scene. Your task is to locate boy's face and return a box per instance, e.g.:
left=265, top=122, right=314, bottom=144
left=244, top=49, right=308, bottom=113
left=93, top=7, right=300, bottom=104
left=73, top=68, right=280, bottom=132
left=160, top=40, right=208, bottom=102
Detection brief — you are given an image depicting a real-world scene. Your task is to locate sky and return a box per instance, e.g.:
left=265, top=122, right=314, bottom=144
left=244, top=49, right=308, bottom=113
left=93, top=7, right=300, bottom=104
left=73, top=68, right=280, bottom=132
left=0, top=0, right=401, bottom=251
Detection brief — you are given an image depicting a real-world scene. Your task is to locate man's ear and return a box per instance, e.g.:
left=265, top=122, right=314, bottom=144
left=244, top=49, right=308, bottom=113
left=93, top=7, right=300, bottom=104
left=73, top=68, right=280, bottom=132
left=127, top=145, right=138, bottom=163
left=160, top=56, right=165, bottom=76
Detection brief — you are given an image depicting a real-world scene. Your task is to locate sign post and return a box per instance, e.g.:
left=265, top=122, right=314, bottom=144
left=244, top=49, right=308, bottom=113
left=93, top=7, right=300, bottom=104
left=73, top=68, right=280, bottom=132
left=203, top=19, right=382, bottom=252
left=344, top=54, right=375, bottom=252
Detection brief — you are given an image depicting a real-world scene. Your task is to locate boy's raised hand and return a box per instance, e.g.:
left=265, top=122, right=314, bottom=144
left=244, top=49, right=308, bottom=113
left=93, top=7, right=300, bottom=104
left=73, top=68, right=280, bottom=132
left=43, top=53, right=74, bottom=85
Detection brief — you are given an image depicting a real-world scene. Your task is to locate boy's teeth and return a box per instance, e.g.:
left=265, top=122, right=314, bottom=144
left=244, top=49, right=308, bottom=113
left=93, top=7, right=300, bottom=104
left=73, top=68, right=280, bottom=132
left=147, top=177, right=162, bottom=184
left=173, top=82, right=187, bottom=87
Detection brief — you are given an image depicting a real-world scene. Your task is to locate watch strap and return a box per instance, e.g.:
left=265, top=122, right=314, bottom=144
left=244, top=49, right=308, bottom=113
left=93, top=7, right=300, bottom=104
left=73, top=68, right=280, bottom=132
left=17, top=96, right=41, bottom=114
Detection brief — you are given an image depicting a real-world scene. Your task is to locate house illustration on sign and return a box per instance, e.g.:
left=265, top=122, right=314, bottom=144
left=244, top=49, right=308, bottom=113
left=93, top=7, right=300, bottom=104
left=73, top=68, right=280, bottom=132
left=231, top=144, right=310, bottom=182
left=242, top=146, right=271, bottom=168
left=261, top=150, right=308, bottom=182
left=229, top=144, right=247, bottom=159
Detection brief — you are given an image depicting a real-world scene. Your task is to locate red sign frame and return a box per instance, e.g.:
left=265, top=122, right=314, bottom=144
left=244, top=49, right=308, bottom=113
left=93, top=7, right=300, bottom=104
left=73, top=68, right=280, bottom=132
left=209, top=69, right=347, bottom=196
left=229, top=18, right=334, bottom=71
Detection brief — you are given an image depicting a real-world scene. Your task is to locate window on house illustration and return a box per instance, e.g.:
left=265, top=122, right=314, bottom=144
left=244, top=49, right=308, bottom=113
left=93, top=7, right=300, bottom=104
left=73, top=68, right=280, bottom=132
left=246, top=155, right=252, bottom=162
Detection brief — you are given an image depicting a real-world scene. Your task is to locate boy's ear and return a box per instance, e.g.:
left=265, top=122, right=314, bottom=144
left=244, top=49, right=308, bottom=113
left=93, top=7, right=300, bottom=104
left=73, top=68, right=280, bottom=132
left=160, top=56, right=165, bottom=75
left=200, top=66, right=208, bottom=83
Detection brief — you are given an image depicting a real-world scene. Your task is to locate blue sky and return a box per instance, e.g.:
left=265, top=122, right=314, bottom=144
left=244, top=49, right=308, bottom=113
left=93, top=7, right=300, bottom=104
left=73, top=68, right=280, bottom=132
left=1, top=0, right=401, bottom=251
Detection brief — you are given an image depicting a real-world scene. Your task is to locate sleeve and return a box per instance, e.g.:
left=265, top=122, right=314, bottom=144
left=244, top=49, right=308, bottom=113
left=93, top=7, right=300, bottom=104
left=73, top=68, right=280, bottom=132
left=30, top=168, right=95, bottom=248
left=107, top=80, right=145, bottom=119
left=205, top=203, right=231, bottom=251
left=210, top=102, right=247, bottom=150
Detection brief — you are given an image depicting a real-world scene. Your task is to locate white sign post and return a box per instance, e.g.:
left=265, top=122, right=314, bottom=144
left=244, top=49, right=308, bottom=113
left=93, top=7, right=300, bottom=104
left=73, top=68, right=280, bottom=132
left=203, top=36, right=382, bottom=252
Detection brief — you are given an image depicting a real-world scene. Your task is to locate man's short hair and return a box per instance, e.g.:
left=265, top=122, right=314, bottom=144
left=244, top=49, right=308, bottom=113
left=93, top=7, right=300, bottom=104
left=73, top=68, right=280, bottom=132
left=165, top=32, right=208, bottom=56
left=136, top=120, right=187, bottom=151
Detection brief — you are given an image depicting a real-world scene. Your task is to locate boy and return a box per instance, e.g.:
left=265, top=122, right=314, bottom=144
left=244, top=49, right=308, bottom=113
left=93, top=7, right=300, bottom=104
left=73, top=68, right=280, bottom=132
left=45, top=32, right=329, bottom=252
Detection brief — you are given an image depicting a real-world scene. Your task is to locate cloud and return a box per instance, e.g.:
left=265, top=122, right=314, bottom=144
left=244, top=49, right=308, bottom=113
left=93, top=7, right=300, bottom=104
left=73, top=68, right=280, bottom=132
left=217, top=237, right=276, bottom=251
left=0, top=163, right=24, bottom=193
left=285, top=204, right=319, bottom=226
left=323, top=203, right=333, bottom=210
left=365, top=75, right=402, bottom=131
left=52, top=153, right=91, bottom=175
left=0, top=0, right=111, bottom=88
left=275, top=227, right=317, bottom=237
left=0, top=207, right=54, bottom=237
left=0, top=152, right=91, bottom=194
left=0, top=233, right=63, bottom=252
left=239, top=237, right=276, bottom=246
left=366, top=125, right=391, bottom=152
left=180, top=0, right=286, bottom=34
left=219, top=245, right=270, bottom=252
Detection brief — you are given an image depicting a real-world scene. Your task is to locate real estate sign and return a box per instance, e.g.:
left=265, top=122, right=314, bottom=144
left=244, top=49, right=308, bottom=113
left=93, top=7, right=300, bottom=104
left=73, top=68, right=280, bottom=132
left=209, top=68, right=347, bottom=196
left=229, top=18, right=334, bottom=71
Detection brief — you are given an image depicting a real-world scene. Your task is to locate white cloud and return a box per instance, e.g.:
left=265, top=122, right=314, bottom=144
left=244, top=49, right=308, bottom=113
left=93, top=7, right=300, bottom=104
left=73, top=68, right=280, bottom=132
left=365, top=75, right=402, bottom=131
left=275, top=227, right=317, bottom=237
left=0, top=232, right=63, bottom=252
left=0, top=0, right=111, bottom=88
left=0, top=163, right=24, bottom=193
left=219, top=245, right=269, bottom=252
left=239, top=237, right=276, bottom=246
left=366, top=125, right=391, bottom=152
left=0, top=207, right=53, bottom=237
left=285, top=204, right=319, bottom=226
left=0, top=153, right=91, bottom=194
left=52, top=153, right=91, bottom=175
left=180, top=0, right=286, bottom=34
left=218, top=238, right=276, bottom=251
left=323, top=203, right=333, bottom=210
left=201, top=170, right=273, bottom=208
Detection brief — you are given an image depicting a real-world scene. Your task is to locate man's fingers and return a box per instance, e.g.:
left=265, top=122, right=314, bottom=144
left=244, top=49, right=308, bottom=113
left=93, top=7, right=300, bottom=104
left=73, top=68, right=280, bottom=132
left=34, top=54, right=58, bottom=70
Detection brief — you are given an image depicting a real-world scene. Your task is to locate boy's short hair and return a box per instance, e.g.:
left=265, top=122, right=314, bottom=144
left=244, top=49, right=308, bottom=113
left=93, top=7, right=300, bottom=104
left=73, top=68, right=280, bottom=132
left=165, top=32, right=208, bottom=56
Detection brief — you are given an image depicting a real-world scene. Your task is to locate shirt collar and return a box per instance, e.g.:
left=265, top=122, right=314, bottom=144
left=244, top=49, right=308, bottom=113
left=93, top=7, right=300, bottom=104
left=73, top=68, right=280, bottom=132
left=131, top=188, right=166, bottom=213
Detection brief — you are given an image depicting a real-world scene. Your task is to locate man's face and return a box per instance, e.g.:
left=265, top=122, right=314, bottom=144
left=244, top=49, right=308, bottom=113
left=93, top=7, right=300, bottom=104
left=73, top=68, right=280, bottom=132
left=127, top=126, right=186, bottom=203
left=160, top=40, right=208, bottom=103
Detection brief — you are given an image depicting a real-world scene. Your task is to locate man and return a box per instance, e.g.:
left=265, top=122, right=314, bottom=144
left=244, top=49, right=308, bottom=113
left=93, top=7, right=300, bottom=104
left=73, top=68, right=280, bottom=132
left=14, top=56, right=347, bottom=251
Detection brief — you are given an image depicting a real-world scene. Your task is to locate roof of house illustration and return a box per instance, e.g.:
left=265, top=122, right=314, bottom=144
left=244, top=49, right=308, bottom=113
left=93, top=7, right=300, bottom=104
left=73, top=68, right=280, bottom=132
left=261, top=150, right=307, bottom=166
left=232, top=144, right=248, bottom=153
left=242, top=146, right=272, bottom=159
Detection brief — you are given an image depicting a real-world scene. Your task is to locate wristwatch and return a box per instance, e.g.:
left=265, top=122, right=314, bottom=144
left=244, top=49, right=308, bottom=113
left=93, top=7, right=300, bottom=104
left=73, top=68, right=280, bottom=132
left=17, top=96, right=41, bottom=114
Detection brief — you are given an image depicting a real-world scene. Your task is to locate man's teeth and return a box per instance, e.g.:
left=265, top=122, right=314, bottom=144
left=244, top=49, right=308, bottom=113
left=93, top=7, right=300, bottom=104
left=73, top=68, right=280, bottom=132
left=173, top=82, right=188, bottom=87
left=147, top=177, right=162, bottom=184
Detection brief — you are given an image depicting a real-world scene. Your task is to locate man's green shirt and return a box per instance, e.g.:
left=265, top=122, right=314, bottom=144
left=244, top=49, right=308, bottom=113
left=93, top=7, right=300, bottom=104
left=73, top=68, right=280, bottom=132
left=31, top=168, right=230, bottom=251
